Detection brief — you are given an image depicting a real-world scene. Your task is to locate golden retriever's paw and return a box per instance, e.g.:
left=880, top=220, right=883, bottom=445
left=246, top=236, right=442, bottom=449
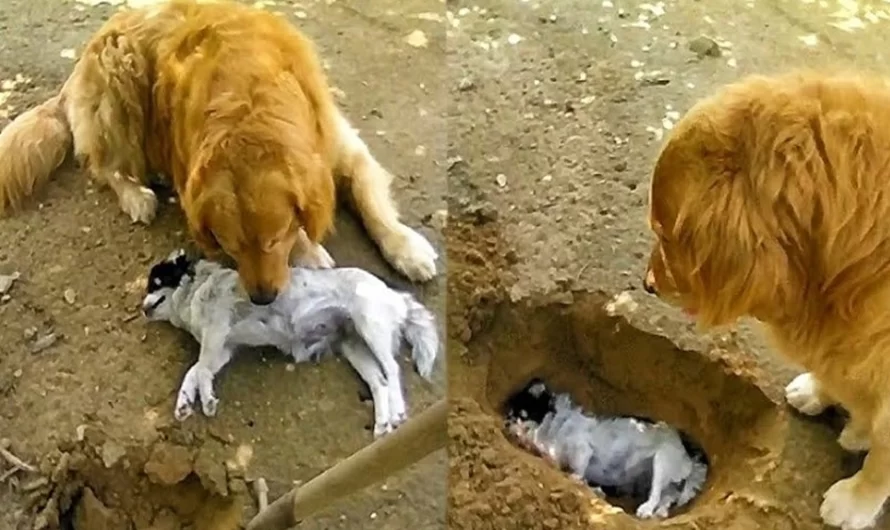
left=785, top=372, right=829, bottom=416
left=294, top=243, right=335, bottom=269
left=838, top=424, right=871, bottom=452
left=821, top=477, right=884, bottom=530
left=119, top=185, right=158, bottom=225
left=381, top=225, right=438, bottom=282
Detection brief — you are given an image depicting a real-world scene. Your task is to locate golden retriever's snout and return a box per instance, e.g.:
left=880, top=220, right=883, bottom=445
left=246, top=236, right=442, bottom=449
left=248, top=287, right=278, bottom=306
left=643, top=269, right=658, bottom=295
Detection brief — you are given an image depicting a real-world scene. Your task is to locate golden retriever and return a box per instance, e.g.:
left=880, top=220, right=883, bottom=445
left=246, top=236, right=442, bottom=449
left=643, top=71, right=890, bottom=529
left=0, top=0, right=437, bottom=304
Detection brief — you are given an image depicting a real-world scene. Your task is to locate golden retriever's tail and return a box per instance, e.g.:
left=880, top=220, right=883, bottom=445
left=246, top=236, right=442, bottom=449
left=0, top=94, right=72, bottom=215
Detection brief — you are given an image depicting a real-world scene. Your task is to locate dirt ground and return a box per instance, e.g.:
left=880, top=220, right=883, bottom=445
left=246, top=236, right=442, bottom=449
left=0, top=0, right=446, bottom=529
left=447, top=0, right=890, bottom=529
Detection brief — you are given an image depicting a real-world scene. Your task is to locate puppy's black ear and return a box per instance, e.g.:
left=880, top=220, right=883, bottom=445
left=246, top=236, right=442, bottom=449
left=172, top=249, right=197, bottom=277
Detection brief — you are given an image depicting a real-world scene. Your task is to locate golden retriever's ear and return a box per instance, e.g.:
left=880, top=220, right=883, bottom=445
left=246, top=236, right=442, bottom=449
left=182, top=177, right=223, bottom=256
left=672, top=180, right=789, bottom=327
left=291, top=156, right=335, bottom=243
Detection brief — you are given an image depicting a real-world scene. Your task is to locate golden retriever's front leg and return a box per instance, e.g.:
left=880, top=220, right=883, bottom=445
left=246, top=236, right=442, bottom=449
left=332, top=110, right=438, bottom=282
left=821, top=407, right=890, bottom=529
left=63, top=32, right=157, bottom=224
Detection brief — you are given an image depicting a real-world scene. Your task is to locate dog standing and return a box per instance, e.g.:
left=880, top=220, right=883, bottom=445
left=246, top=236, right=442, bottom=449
left=141, top=249, right=439, bottom=438
left=0, top=0, right=437, bottom=305
left=643, top=71, right=890, bottom=529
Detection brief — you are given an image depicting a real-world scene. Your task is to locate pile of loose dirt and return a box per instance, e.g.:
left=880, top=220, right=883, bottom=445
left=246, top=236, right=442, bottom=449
left=5, top=424, right=251, bottom=530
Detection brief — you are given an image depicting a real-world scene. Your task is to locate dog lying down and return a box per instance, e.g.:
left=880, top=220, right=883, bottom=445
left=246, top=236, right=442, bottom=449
left=141, top=249, right=439, bottom=437
left=504, top=379, right=708, bottom=519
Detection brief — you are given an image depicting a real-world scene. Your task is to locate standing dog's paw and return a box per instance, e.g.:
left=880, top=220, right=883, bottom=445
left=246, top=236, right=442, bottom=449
left=785, top=372, right=829, bottom=416
left=119, top=183, right=158, bottom=225
left=821, top=476, right=883, bottom=530
left=380, top=225, right=438, bottom=282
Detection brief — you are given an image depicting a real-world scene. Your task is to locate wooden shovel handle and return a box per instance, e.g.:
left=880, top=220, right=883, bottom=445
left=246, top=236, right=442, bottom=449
left=245, top=398, right=447, bottom=530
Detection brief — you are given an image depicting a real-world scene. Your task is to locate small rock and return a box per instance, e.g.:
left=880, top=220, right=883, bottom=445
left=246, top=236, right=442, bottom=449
left=688, top=36, right=721, bottom=58
left=31, top=333, right=58, bottom=354
left=0, top=272, right=20, bottom=295
left=458, top=77, right=476, bottom=91
left=429, top=209, right=448, bottom=231
left=63, top=289, right=76, bottom=305
left=100, top=441, right=126, bottom=469
left=404, top=29, right=428, bottom=48
left=495, top=174, right=507, bottom=187
left=24, top=327, right=37, bottom=340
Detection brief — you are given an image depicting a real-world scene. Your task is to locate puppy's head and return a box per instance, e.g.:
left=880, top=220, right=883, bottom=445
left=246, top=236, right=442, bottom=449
left=183, top=156, right=334, bottom=306
left=504, top=378, right=555, bottom=425
left=643, top=80, right=801, bottom=327
left=142, top=249, right=194, bottom=321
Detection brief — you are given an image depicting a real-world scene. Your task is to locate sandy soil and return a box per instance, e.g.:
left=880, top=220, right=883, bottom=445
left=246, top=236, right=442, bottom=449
left=0, top=0, right=446, bottom=529
left=447, top=0, right=890, bottom=529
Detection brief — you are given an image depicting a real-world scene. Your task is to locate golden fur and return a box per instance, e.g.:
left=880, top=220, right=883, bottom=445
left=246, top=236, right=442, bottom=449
left=644, top=71, right=890, bottom=528
left=0, top=0, right=437, bottom=303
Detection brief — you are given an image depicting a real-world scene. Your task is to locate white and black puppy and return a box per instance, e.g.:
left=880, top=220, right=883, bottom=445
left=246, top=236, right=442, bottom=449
left=504, top=379, right=708, bottom=519
left=141, top=249, right=439, bottom=437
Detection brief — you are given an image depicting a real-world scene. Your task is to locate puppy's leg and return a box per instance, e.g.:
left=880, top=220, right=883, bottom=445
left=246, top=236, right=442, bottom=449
left=192, top=329, right=235, bottom=418
left=785, top=372, right=836, bottom=415
left=332, top=111, right=437, bottom=281
left=365, top=326, right=408, bottom=426
left=636, top=449, right=673, bottom=519
left=64, top=32, right=157, bottom=224
left=175, top=365, right=201, bottom=421
left=821, top=405, right=890, bottom=529
left=290, top=228, right=335, bottom=269
left=340, top=338, right=392, bottom=438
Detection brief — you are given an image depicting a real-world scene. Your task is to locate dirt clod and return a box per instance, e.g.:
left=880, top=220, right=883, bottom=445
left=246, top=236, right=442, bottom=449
left=144, top=443, right=194, bottom=486
left=73, top=487, right=122, bottom=530
left=688, top=35, right=721, bottom=58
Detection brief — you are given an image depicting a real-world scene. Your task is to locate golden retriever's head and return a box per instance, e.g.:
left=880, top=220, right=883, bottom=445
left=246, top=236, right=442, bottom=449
left=642, top=81, right=806, bottom=328
left=183, top=157, right=334, bottom=306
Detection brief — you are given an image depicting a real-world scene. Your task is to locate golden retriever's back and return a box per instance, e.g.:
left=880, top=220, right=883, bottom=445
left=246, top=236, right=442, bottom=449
left=130, top=1, right=339, bottom=190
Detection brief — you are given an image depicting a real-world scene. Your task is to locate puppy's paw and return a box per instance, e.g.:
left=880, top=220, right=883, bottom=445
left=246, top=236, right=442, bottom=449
left=636, top=501, right=661, bottom=519
left=380, top=225, right=438, bottom=282
left=373, top=421, right=394, bottom=439
left=119, top=184, right=158, bottom=225
left=174, top=398, right=194, bottom=422
left=390, top=410, right=408, bottom=430
left=294, top=243, right=335, bottom=269
left=785, top=372, right=829, bottom=416
left=202, top=395, right=219, bottom=417
left=821, top=477, right=884, bottom=530
left=838, top=424, right=871, bottom=452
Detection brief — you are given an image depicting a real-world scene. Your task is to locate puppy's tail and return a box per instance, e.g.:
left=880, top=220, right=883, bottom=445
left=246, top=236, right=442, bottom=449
left=401, top=295, right=439, bottom=380
left=676, top=458, right=708, bottom=508
left=0, top=95, right=72, bottom=215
